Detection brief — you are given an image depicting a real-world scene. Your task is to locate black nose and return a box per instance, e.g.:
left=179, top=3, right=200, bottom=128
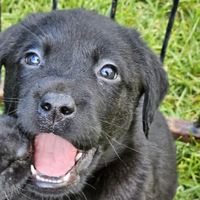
left=39, top=92, right=76, bottom=121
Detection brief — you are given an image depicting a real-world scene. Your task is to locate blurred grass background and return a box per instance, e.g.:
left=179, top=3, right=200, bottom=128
left=1, top=0, right=200, bottom=199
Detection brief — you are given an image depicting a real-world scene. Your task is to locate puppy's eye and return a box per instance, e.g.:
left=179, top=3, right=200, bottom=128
left=100, top=65, right=118, bottom=79
left=25, top=53, right=41, bottom=66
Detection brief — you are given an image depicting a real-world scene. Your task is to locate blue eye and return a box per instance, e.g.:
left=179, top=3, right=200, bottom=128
left=100, top=65, right=117, bottom=79
left=25, top=53, right=41, bottom=66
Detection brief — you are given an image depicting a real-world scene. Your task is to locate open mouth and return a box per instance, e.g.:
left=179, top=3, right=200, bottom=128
left=31, top=133, right=96, bottom=188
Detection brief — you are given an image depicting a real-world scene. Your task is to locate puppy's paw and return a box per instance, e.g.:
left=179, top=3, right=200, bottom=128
left=0, top=116, right=31, bottom=199
left=0, top=116, right=30, bottom=170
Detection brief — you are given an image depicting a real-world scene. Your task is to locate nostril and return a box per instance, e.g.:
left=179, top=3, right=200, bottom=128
left=39, top=92, right=76, bottom=117
left=41, top=102, right=51, bottom=112
left=60, top=106, right=75, bottom=115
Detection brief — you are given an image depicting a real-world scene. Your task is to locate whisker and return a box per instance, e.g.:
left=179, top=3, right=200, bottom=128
left=3, top=109, right=18, bottom=115
left=12, top=185, right=36, bottom=200
left=101, top=129, right=142, bottom=154
left=99, top=119, right=128, bottom=131
left=81, top=191, right=88, bottom=200
left=82, top=122, right=126, bottom=164
left=101, top=131, right=126, bottom=164
left=4, top=191, right=10, bottom=200
left=2, top=100, right=19, bottom=103
left=85, top=119, right=142, bottom=154
left=83, top=181, right=96, bottom=190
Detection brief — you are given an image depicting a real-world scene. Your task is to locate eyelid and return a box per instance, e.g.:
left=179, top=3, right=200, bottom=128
left=95, top=60, right=118, bottom=73
left=24, top=49, right=43, bottom=60
left=25, top=48, right=41, bottom=55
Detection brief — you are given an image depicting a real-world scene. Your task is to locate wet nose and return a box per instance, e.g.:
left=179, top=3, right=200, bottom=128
left=39, top=92, right=76, bottom=120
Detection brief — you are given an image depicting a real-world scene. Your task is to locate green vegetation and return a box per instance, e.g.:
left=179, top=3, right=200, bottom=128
left=1, top=0, right=200, bottom=199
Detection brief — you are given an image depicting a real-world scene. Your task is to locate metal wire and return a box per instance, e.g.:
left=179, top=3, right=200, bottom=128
left=0, top=0, right=1, bottom=84
left=160, top=0, right=180, bottom=64
left=0, top=0, right=1, bottom=32
left=52, top=0, right=58, bottom=10
left=110, top=0, right=118, bottom=20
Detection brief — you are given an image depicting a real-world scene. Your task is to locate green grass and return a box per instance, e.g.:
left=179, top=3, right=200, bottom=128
left=175, top=138, right=200, bottom=200
left=1, top=0, right=200, bottom=199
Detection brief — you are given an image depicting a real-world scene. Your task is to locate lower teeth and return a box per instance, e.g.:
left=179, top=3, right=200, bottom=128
left=31, top=165, right=70, bottom=183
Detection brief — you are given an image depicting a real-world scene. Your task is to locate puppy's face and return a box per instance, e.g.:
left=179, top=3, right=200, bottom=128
left=0, top=9, right=168, bottom=198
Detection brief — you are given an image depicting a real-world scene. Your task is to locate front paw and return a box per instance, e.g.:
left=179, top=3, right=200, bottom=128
left=0, top=116, right=30, bottom=170
left=0, top=116, right=31, bottom=199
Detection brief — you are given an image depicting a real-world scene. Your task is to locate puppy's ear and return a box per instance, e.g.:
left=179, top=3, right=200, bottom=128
left=0, top=25, right=20, bottom=115
left=142, top=49, right=169, bottom=138
left=0, top=25, right=17, bottom=72
left=125, top=28, right=169, bottom=138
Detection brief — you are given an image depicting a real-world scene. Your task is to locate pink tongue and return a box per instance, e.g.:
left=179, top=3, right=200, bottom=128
left=34, top=133, right=77, bottom=177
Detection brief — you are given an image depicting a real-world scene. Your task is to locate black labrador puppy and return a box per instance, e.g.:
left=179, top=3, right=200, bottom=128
left=0, top=9, right=177, bottom=200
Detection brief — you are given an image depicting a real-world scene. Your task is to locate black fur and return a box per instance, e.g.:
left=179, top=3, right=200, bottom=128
left=0, top=9, right=177, bottom=200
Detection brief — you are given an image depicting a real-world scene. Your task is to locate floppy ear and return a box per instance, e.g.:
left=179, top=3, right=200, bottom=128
left=125, top=28, right=169, bottom=138
left=0, top=24, right=18, bottom=72
left=0, top=25, right=16, bottom=61
left=0, top=25, right=21, bottom=115
left=141, top=49, right=169, bottom=138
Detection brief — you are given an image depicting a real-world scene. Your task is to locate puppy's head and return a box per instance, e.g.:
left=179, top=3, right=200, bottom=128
left=0, top=9, right=168, bottom=198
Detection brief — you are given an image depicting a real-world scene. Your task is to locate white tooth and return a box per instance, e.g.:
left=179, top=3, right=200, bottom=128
left=31, top=165, right=37, bottom=175
left=75, top=153, right=83, bottom=161
left=36, top=175, right=41, bottom=180
left=52, top=180, right=57, bottom=183
left=41, top=177, right=45, bottom=182
left=57, top=180, right=62, bottom=183
left=63, top=172, right=71, bottom=182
